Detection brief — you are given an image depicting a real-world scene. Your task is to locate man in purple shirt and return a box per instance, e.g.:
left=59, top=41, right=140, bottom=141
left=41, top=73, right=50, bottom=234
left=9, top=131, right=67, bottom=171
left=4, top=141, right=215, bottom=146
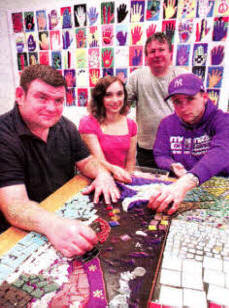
left=148, top=73, right=229, bottom=214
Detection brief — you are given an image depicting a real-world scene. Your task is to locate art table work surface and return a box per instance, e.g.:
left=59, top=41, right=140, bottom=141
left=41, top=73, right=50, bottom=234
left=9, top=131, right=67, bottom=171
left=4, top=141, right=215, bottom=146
left=150, top=176, right=229, bottom=308
left=0, top=176, right=228, bottom=307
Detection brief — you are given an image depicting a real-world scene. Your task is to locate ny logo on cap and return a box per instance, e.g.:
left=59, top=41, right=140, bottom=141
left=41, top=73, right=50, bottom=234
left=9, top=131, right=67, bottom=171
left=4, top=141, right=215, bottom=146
left=174, top=78, right=183, bottom=88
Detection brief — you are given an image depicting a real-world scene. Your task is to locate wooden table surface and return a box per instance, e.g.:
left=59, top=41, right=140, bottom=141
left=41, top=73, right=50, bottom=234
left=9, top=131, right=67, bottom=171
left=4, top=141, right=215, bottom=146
left=0, top=174, right=90, bottom=256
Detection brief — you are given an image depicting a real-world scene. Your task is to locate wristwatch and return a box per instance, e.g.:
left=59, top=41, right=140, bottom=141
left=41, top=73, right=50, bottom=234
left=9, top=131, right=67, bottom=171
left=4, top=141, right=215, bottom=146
left=186, top=172, right=200, bottom=187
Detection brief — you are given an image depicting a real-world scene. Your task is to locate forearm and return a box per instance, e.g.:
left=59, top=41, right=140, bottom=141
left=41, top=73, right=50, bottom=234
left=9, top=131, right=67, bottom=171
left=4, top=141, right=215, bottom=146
left=78, top=155, right=111, bottom=179
left=1, top=199, right=57, bottom=235
left=125, top=158, right=136, bottom=173
left=173, top=172, right=199, bottom=193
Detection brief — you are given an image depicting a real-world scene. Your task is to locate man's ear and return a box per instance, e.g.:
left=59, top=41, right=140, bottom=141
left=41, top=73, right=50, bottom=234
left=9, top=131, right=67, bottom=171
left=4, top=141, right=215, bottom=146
left=15, top=87, right=25, bottom=106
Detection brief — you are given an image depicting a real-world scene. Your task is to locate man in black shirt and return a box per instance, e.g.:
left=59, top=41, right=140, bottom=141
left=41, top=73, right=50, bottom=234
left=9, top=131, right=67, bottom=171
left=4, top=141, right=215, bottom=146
left=0, top=64, right=121, bottom=257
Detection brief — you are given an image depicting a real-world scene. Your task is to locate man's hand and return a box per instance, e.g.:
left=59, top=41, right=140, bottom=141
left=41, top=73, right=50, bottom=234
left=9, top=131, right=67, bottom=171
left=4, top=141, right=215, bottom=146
left=82, top=171, right=120, bottom=204
left=147, top=173, right=198, bottom=215
left=45, top=216, right=98, bottom=257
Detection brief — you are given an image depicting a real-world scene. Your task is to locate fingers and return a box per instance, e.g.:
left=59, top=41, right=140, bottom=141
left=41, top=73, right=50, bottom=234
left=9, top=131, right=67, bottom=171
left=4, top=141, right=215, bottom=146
left=147, top=186, right=182, bottom=215
left=168, top=201, right=180, bottom=215
left=81, top=183, right=95, bottom=195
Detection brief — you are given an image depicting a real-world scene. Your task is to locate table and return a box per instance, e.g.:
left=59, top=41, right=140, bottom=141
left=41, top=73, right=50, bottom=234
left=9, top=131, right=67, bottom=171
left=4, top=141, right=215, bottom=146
left=0, top=173, right=171, bottom=307
left=1, top=174, right=228, bottom=307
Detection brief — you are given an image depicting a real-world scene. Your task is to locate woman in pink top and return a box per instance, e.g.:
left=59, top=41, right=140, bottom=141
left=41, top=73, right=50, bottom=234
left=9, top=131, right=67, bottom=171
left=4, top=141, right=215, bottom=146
left=79, top=76, right=137, bottom=183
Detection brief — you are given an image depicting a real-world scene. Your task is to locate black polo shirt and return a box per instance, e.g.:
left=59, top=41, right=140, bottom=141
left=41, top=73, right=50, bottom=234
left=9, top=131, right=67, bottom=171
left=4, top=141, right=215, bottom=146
left=0, top=105, right=90, bottom=203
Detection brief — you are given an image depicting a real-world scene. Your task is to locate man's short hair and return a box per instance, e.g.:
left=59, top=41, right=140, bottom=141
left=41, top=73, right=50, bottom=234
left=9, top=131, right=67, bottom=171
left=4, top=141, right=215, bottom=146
left=144, top=32, right=172, bottom=56
left=20, top=64, right=67, bottom=93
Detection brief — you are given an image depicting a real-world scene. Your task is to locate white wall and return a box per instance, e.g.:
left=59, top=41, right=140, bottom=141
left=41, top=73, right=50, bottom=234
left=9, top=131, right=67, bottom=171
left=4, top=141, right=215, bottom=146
left=0, top=9, right=15, bottom=114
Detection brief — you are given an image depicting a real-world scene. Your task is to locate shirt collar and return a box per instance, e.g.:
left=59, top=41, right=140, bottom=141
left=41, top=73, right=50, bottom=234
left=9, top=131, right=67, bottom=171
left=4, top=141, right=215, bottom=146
left=13, top=104, right=35, bottom=137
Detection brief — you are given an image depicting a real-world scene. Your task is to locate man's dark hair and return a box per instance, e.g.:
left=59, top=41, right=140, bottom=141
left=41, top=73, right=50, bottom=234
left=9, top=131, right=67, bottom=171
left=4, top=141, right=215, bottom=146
left=20, top=64, right=67, bottom=93
left=144, top=32, right=172, bottom=56
left=89, top=75, right=129, bottom=123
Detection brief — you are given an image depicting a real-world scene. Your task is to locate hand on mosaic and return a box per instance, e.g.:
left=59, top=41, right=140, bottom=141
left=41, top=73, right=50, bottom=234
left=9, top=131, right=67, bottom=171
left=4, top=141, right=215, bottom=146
left=107, top=5, right=114, bottom=23
left=177, top=45, right=189, bottom=65
left=132, top=49, right=142, bottom=66
left=193, top=45, right=207, bottom=66
left=213, top=19, right=227, bottom=41
left=165, top=22, right=175, bottom=42
left=90, top=70, right=99, bottom=85
left=46, top=216, right=98, bottom=257
left=208, top=69, right=222, bottom=88
left=89, top=39, right=98, bottom=48
left=193, top=67, right=205, bottom=80
left=146, top=24, right=156, bottom=38
left=211, top=45, right=224, bottom=65
left=116, top=31, right=127, bottom=46
left=66, top=91, right=74, bottom=105
left=37, top=12, right=46, bottom=30
left=178, top=21, right=193, bottom=43
left=198, top=0, right=213, bottom=18
left=163, top=0, right=177, bottom=19
left=89, top=50, right=99, bottom=67
left=39, top=34, right=49, bottom=50
left=131, top=26, right=142, bottom=45
left=196, top=19, right=210, bottom=41
left=51, top=33, right=60, bottom=50
left=208, top=90, right=219, bottom=105
left=111, top=165, right=132, bottom=184
left=25, top=14, right=34, bottom=31
left=75, top=6, right=86, bottom=27
left=65, top=71, right=75, bottom=88
left=103, top=5, right=114, bottom=24
left=63, top=31, right=71, bottom=49
left=76, top=30, right=86, bottom=48
left=87, top=7, right=98, bottom=26
left=102, top=50, right=113, bottom=68
left=117, top=4, right=128, bottom=23
left=171, top=163, right=187, bottom=178
left=83, top=172, right=120, bottom=204
left=103, top=29, right=113, bottom=45
left=130, top=3, right=143, bottom=23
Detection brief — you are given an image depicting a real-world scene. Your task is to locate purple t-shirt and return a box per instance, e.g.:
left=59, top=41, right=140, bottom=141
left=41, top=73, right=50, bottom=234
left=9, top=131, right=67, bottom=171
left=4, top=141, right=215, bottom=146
left=79, top=115, right=137, bottom=168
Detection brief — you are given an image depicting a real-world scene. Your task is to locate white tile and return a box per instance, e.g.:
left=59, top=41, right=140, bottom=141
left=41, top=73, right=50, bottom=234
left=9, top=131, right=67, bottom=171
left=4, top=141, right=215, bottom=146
left=204, top=269, right=225, bottom=287
left=160, top=269, right=181, bottom=287
left=159, top=285, right=183, bottom=306
left=183, top=289, right=207, bottom=308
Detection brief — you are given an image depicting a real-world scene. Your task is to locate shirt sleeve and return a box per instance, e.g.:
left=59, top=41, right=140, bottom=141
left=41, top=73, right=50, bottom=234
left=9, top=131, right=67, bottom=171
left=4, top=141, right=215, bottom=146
left=127, top=118, right=138, bottom=137
left=153, top=119, right=175, bottom=171
left=126, top=70, right=138, bottom=105
left=78, top=115, right=99, bottom=135
left=0, top=135, right=25, bottom=188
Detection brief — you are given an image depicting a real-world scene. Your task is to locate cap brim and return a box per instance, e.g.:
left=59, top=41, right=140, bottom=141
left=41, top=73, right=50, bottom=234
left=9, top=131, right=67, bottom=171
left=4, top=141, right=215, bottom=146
left=164, top=88, right=201, bottom=101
